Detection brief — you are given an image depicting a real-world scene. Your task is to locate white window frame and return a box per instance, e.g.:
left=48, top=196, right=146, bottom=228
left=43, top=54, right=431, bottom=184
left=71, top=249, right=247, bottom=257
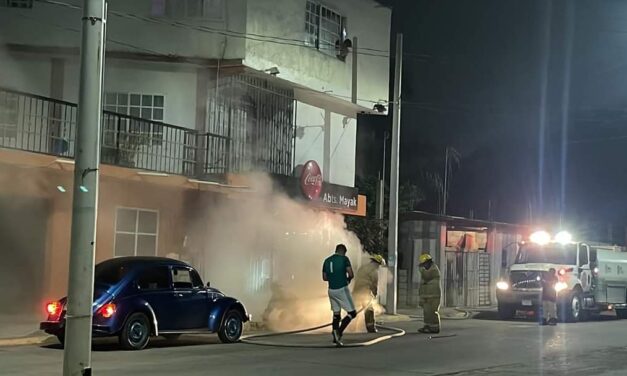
left=104, top=92, right=165, bottom=145
left=304, top=1, right=347, bottom=57
left=114, top=207, right=159, bottom=257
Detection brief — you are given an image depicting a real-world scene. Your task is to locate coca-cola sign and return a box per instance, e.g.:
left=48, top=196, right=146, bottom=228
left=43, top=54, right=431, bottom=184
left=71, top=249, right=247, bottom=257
left=300, top=160, right=323, bottom=200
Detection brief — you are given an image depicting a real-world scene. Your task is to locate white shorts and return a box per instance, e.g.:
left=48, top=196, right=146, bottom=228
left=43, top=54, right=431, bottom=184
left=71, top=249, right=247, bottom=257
left=328, top=286, right=356, bottom=313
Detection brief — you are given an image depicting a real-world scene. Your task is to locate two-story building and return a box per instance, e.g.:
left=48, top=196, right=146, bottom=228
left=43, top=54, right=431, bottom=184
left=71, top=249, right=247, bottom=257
left=0, top=0, right=391, bottom=317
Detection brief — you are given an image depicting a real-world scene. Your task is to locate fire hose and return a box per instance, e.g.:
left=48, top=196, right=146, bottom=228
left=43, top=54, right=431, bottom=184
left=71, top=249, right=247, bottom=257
left=240, top=298, right=406, bottom=348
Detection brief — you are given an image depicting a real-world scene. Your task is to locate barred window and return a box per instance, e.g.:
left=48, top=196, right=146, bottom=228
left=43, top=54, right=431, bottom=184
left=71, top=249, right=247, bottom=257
left=305, top=1, right=347, bottom=57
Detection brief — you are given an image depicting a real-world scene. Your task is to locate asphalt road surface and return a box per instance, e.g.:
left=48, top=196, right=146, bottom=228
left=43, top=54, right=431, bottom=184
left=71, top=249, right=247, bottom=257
left=3, top=314, right=627, bottom=375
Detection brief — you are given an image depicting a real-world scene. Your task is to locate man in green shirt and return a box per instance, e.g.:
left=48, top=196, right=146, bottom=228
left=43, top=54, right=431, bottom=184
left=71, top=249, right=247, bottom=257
left=322, top=244, right=356, bottom=346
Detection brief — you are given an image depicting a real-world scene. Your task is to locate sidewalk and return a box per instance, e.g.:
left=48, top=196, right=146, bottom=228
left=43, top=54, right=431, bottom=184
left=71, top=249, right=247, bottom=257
left=0, top=314, right=50, bottom=347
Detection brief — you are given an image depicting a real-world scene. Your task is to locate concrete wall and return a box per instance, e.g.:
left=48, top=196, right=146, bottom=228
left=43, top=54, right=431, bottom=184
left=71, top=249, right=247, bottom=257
left=245, top=0, right=390, bottom=108
left=294, top=102, right=357, bottom=186
left=0, top=0, right=246, bottom=59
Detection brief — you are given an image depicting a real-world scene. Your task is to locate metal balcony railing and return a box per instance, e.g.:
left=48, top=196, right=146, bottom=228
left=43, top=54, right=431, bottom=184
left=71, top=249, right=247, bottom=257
left=0, top=87, right=230, bottom=176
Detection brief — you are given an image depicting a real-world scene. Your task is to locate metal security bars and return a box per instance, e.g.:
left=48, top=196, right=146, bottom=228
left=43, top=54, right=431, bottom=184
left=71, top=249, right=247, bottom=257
left=207, top=74, right=295, bottom=176
left=0, top=87, right=230, bottom=176
left=0, top=88, right=77, bottom=158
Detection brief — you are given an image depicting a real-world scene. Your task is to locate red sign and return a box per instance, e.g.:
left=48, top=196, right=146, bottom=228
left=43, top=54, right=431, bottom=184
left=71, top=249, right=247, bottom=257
left=300, top=160, right=323, bottom=200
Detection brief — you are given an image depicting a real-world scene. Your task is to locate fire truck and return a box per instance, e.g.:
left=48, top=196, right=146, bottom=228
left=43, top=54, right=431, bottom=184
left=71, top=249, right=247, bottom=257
left=496, top=231, right=627, bottom=322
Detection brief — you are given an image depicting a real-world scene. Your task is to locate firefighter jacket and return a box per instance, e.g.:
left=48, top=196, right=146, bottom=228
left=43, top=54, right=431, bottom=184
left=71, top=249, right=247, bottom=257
left=353, top=261, right=380, bottom=296
left=419, top=263, right=442, bottom=299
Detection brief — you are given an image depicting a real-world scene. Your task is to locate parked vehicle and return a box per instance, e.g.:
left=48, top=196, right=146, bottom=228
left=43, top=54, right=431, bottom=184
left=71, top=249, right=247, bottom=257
left=496, top=231, right=627, bottom=322
left=40, top=257, right=250, bottom=350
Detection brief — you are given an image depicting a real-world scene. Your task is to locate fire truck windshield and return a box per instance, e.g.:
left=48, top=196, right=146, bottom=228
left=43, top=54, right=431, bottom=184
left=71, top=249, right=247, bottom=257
left=515, top=243, right=577, bottom=265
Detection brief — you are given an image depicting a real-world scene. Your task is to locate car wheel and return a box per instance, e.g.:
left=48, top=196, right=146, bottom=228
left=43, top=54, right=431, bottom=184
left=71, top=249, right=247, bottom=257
left=498, top=303, right=516, bottom=320
left=218, top=310, right=243, bottom=343
left=119, top=312, right=151, bottom=350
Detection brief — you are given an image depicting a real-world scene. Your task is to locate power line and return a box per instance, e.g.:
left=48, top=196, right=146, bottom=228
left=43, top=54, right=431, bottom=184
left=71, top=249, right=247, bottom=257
left=34, top=0, right=435, bottom=61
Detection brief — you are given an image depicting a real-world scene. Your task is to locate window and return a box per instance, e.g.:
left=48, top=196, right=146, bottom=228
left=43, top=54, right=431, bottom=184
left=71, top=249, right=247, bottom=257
left=305, top=1, right=347, bottom=57
left=1, top=0, right=33, bottom=8
left=104, top=92, right=164, bottom=144
left=114, top=208, right=159, bottom=257
left=579, top=245, right=589, bottom=267
left=95, top=264, right=130, bottom=286
left=151, top=0, right=225, bottom=20
left=137, top=266, right=170, bottom=290
left=190, top=269, right=204, bottom=288
left=172, top=268, right=193, bottom=289
left=104, top=93, right=164, bottom=122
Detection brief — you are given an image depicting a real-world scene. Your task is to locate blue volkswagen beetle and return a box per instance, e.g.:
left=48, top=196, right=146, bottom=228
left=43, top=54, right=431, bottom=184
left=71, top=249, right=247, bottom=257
left=40, top=257, right=249, bottom=350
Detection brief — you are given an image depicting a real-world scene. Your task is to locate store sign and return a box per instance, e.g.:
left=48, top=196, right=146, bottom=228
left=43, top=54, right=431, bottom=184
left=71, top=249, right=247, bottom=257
left=300, top=160, right=323, bottom=200
left=319, top=184, right=359, bottom=211
left=297, top=160, right=359, bottom=212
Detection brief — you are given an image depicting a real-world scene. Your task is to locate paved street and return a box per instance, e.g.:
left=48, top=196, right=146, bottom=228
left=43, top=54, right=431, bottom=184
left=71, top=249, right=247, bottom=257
left=3, top=314, right=627, bottom=375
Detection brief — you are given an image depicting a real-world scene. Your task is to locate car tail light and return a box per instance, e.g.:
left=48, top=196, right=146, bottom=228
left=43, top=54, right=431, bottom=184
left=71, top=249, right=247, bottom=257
left=99, top=303, right=116, bottom=318
left=46, top=301, right=62, bottom=320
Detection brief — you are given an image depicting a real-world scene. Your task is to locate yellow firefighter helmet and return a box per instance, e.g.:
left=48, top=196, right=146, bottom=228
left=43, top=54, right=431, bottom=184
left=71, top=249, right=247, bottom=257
left=418, top=253, right=433, bottom=265
left=370, top=254, right=386, bottom=266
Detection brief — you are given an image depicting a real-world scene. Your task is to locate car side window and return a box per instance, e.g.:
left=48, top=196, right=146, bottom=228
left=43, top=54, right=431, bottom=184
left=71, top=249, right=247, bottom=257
left=190, top=269, right=204, bottom=289
left=137, top=266, right=170, bottom=290
left=171, top=267, right=193, bottom=289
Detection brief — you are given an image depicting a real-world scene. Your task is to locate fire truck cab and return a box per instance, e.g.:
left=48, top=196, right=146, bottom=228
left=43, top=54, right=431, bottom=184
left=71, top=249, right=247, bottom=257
left=496, top=231, right=627, bottom=322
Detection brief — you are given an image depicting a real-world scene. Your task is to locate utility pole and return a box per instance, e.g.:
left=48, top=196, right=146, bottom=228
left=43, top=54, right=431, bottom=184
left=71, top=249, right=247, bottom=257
left=63, top=0, right=106, bottom=375
left=351, top=36, right=358, bottom=104
left=443, top=147, right=449, bottom=215
left=386, top=33, right=402, bottom=315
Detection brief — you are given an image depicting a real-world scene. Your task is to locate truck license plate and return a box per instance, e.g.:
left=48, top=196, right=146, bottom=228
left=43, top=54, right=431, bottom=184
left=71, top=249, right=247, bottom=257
left=522, top=300, right=532, bottom=306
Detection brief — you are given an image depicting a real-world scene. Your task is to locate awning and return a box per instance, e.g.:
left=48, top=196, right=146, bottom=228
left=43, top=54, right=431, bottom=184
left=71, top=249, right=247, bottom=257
left=241, top=66, right=382, bottom=118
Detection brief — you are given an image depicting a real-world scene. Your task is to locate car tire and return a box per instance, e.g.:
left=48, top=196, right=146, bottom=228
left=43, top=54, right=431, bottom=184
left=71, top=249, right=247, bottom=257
left=616, top=309, right=627, bottom=319
left=218, top=310, right=243, bottom=343
left=498, top=303, right=516, bottom=320
left=119, top=312, right=151, bottom=350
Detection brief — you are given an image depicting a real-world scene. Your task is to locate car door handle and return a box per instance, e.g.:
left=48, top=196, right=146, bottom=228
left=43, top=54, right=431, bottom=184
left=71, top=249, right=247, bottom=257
left=174, top=293, right=184, bottom=297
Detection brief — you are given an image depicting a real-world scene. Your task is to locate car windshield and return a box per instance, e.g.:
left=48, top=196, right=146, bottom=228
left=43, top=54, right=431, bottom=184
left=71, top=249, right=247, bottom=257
left=515, top=244, right=577, bottom=265
left=94, top=262, right=131, bottom=286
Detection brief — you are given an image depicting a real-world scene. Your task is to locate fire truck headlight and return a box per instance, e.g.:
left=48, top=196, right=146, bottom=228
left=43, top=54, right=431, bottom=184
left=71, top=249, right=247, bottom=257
left=554, top=231, right=573, bottom=244
left=530, top=230, right=551, bottom=245
left=555, top=282, right=568, bottom=293
left=496, top=281, right=509, bottom=290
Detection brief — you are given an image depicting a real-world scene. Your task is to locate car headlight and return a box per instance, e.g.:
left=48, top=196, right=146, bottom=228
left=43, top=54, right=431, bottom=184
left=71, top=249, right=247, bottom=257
left=496, top=281, right=509, bottom=290
left=555, top=282, right=568, bottom=293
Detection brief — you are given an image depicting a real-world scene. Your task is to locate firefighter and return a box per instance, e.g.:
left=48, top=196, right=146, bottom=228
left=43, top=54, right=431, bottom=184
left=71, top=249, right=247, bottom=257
left=418, top=253, right=441, bottom=334
left=353, top=254, right=386, bottom=333
left=540, top=268, right=558, bottom=326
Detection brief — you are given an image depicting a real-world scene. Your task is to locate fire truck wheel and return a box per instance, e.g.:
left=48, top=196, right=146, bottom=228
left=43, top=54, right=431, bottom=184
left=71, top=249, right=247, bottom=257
left=563, top=292, right=583, bottom=323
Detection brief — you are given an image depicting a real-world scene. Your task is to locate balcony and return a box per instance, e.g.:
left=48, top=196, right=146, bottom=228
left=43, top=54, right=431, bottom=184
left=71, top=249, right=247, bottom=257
left=0, top=87, right=231, bottom=178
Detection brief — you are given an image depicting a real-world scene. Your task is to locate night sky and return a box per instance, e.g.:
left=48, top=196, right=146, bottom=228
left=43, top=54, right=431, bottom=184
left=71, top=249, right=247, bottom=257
left=382, top=0, right=627, bottom=242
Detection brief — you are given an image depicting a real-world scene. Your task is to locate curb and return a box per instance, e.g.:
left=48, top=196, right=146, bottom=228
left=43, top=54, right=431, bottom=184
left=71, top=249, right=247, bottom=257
left=0, top=335, right=53, bottom=347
